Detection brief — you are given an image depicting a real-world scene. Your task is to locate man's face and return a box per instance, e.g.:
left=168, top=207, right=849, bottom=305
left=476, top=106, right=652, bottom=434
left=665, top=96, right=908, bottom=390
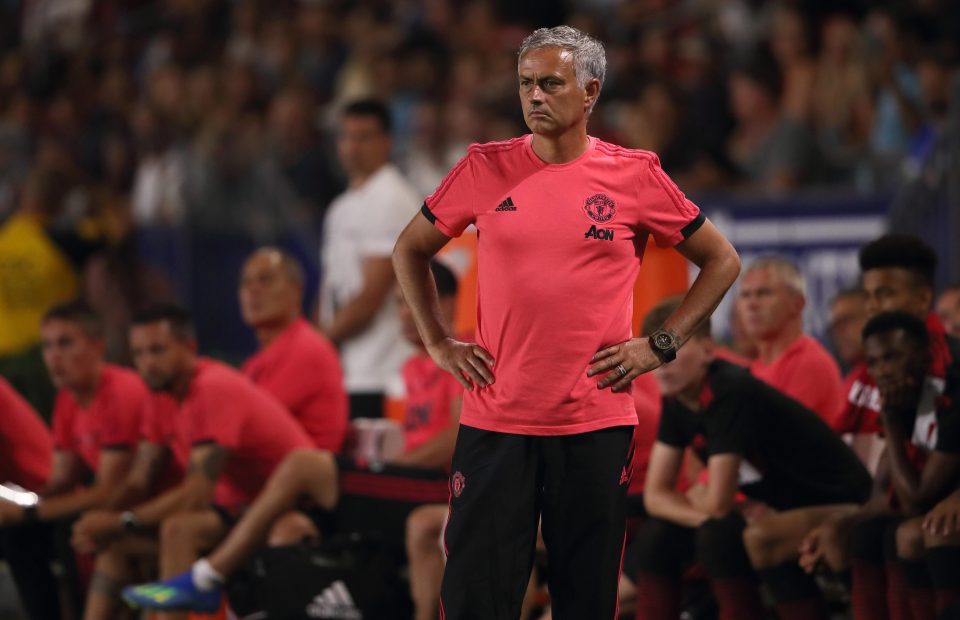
left=518, top=47, right=597, bottom=138
left=654, top=335, right=713, bottom=397
left=337, top=115, right=391, bottom=179
left=40, top=320, right=103, bottom=391
left=829, top=295, right=869, bottom=366
left=935, top=289, right=960, bottom=336
left=862, top=268, right=931, bottom=319
left=129, top=322, right=193, bottom=393
left=863, top=330, right=928, bottom=402
left=736, top=267, right=803, bottom=340
left=239, top=251, right=301, bottom=327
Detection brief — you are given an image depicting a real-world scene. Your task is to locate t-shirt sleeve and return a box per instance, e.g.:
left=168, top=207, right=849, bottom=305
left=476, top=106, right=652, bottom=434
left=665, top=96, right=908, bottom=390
left=421, top=150, right=477, bottom=238
left=703, top=393, right=749, bottom=456
left=636, top=157, right=704, bottom=248
left=655, top=401, right=690, bottom=448
left=188, top=380, right=246, bottom=450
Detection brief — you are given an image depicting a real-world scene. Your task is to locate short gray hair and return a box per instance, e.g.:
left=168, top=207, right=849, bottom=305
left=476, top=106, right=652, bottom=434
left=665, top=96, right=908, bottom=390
left=518, top=26, right=606, bottom=89
left=745, top=255, right=807, bottom=298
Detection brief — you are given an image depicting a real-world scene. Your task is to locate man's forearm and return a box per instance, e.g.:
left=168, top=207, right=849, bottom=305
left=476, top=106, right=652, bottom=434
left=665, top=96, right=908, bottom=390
left=324, top=295, right=385, bottom=344
left=668, top=233, right=740, bottom=346
left=392, top=245, right=448, bottom=347
left=36, top=484, right=112, bottom=522
left=645, top=489, right=710, bottom=529
left=883, top=421, right=922, bottom=512
left=129, top=477, right=211, bottom=527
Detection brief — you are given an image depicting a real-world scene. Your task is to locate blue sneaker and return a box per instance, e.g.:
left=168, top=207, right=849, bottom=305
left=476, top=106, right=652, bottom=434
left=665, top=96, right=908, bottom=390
left=122, top=570, right=222, bottom=613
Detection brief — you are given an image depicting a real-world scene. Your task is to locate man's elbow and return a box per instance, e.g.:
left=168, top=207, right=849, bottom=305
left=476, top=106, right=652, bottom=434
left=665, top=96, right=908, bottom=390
left=704, top=497, right=736, bottom=520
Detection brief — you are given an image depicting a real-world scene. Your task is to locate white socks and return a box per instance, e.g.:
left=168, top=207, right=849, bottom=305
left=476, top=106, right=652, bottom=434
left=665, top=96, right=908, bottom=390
left=191, top=558, right=226, bottom=591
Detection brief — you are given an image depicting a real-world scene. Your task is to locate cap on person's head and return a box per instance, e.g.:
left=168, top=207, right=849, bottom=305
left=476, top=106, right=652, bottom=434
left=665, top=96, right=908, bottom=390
left=42, top=300, right=103, bottom=339
left=342, top=99, right=392, bottom=135
left=430, top=260, right=458, bottom=298
left=132, top=303, right=196, bottom=342
left=862, top=310, right=929, bottom=351
left=859, top=234, right=938, bottom=288
left=642, top=295, right=710, bottom=339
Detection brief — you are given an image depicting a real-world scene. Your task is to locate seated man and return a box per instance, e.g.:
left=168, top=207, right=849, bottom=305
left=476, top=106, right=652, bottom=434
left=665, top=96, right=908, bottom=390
left=239, top=247, right=349, bottom=451
left=0, top=301, right=144, bottom=619
left=122, top=261, right=463, bottom=614
left=799, top=311, right=960, bottom=620
left=71, top=304, right=314, bottom=620
left=621, top=297, right=871, bottom=620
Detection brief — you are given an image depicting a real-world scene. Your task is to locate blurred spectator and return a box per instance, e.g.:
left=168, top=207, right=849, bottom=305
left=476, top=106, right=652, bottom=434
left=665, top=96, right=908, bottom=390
left=827, top=287, right=869, bottom=372
left=319, top=99, right=420, bottom=419
left=936, top=285, right=960, bottom=336
left=737, top=256, right=845, bottom=424
left=769, top=4, right=815, bottom=123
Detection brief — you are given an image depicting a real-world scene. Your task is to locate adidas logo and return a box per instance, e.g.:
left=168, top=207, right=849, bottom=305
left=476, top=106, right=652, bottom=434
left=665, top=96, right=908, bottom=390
left=305, top=580, right=362, bottom=619
left=495, top=197, right=517, bottom=212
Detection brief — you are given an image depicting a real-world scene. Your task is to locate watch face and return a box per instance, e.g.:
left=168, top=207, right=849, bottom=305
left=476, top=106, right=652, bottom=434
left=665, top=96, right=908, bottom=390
left=654, top=332, right=674, bottom=350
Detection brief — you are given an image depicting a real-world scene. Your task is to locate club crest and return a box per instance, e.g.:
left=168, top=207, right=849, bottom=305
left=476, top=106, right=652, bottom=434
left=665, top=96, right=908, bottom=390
left=583, top=193, right=616, bottom=223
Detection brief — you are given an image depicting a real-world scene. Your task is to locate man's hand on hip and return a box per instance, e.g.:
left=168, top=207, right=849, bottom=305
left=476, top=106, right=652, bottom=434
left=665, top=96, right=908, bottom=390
left=427, top=337, right=496, bottom=391
left=588, top=337, right=661, bottom=392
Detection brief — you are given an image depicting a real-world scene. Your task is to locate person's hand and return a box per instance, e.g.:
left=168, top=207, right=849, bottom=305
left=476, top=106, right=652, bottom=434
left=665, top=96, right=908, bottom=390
left=798, top=524, right=829, bottom=574
left=587, top=337, right=661, bottom=392
left=426, top=337, right=495, bottom=391
left=0, top=501, right=24, bottom=526
left=923, top=491, right=960, bottom=537
left=878, top=375, right=921, bottom=432
left=72, top=510, right=122, bottom=553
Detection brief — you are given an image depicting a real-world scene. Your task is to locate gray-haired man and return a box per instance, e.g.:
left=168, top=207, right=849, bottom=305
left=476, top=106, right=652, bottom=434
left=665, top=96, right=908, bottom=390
left=393, top=25, right=740, bottom=618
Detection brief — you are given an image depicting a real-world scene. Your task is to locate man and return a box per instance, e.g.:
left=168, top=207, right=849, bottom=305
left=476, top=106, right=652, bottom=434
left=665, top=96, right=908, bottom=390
left=737, top=256, right=845, bottom=424
left=240, top=247, right=348, bottom=451
left=392, top=25, right=740, bottom=619
left=0, top=301, right=145, bottom=619
left=120, top=262, right=464, bottom=614
left=621, top=298, right=870, bottom=620
left=71, top=305, right=314, bottom=620
left=935, top=284, right=960, bottom=336
left=319, top=99, right=421, bottom=419
left=828, top=287, right=870, bottom=372
left=797, top=312, right=960, bottom=620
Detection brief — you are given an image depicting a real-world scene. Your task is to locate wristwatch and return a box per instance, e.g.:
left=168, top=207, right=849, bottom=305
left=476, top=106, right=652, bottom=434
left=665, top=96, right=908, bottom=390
left=119, top=511, right=140, bottom=532
left=648, top=329, right=678, bottom=363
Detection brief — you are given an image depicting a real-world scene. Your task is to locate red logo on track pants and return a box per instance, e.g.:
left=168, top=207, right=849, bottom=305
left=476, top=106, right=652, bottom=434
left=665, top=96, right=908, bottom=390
left=451, top=471, right=466, bottom=497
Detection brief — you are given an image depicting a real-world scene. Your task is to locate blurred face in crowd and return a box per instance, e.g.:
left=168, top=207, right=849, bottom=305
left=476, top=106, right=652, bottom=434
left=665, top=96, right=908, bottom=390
left=397, top=287, right=455, bottom=348
left=863, top=329, right=929, bottom=414
left=130, top=321, right=195, bottom=394
left=862, top=268, right=931, bottom=319
left=936, top=289, right=960, bottom=336
left=654, top=335, right=713, bottom=399
left=518, top=46, right=599, bottom=138
left=239, top=250, right=302, bottom=328
left=41, top=319, right=104, bottom=392
left=829, top=293, right=869, bottom=366
left=737, top=266, right=804, bottom=340
left=337, top=114, right=391, bottom=182
left=728, top=74, right=775, bottom=122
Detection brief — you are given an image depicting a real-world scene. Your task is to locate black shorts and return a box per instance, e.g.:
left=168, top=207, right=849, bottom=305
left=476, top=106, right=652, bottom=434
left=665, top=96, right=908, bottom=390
left=439, top=424, right=634, bottom=620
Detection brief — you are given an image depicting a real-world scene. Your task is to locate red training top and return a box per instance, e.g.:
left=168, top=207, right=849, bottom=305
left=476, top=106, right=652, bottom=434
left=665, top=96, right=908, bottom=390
left=243, top=318, right=348, bottom=452
left=0, top=377, right=53, bottom=490
left=52, top=364, right=145, bottom=472
left=423, top=135, right=703, bottom=435
left=402, top=352, right=463, bottom=454
left=750, top=335, right=844, bottom=425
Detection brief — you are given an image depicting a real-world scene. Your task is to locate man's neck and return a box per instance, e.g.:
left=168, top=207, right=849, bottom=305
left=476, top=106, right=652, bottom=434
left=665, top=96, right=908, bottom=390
left=71, top=362, right=104, bottom=407
left=348, top=162, right=386, bottom=189
left=755, top=323, right=804, bottom=365
left=531, top=129, right=590, bottom=164
left=170, top=357, right=198, bottom=401
left=255, top=315, right=298, bottom=349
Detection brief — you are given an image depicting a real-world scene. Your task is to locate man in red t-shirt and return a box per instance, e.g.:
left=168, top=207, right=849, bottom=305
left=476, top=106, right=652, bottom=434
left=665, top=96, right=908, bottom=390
left=71, top=305, right=313, bottom=620
left=0, top=377, right=52, bottom=493
left=121, top=261, right=464, bottom=616
left=239, top=247, right=348, bottom=451
left=737, top=256, right=845, bottom=425
left=392, top=26, right=740, bottom=619
left=0, top=301, right=145, bottom=619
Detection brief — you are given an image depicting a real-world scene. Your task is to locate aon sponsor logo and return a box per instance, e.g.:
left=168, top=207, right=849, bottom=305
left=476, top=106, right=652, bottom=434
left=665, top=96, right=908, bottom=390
left=584, top=225, right=614, bottom=241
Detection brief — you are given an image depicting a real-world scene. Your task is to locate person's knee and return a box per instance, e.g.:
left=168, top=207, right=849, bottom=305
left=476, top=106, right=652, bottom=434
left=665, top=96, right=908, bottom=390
left=895, top=519, right=925, bottom=561
left=742, top=518, right=779, bottom=568
left=406, top=506, right=445, bottom=551
left=160, top=511, right=212, bottom=548
left=696, top=514, right=752, bottom=578
left=267, top=511, right=318, bottom=547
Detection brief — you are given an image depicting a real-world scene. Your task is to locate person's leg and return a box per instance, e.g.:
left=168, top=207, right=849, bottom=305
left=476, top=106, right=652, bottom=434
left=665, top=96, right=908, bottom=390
left=266, top=510, right=321, bottom=546
left=0, top=521, right=62, bottom=620
left=84, top=534, right=157, bottom=620
left=897, top=517, right=936, bottom=620
left=156, top=509, right=229, bottom=620
left=623, top=517, right=696, bottom=620
left=539, top=426, right=633, bottom=620
left=743, top=504, right=858, bottom=620
left=406, top=504, right=448, bottom=620
left=696, top=513, right=765, bottom=620
left=439, top=426, right=540, bottom=620
left=923, top=527, right=960, bottom=616
left=849, top=515, right=901, bottom=620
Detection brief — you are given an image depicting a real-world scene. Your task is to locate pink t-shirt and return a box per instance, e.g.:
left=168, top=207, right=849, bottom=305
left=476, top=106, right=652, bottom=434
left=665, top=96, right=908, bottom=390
left=423, top=135, right=703, bottom=435
left=749, top=335, right=845, bottom=425
left=0, top=377, right=52, bottom=490
left=402, top=352, right=463, bottom=453
left=243, top=318, right=348, bottom=452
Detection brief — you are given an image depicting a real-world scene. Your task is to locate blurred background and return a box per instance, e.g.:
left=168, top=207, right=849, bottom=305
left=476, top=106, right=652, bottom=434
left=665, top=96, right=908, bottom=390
left=0, top=0, right=958, bottom=400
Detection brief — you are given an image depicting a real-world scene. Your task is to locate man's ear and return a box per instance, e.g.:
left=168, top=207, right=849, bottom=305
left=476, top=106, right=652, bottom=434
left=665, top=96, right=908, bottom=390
left=584, top=79, right=601, bottom=112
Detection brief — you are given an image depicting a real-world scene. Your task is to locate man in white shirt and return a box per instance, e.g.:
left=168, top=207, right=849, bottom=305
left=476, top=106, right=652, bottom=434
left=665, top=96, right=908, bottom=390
left=319, top=99, right=421, bottom=418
